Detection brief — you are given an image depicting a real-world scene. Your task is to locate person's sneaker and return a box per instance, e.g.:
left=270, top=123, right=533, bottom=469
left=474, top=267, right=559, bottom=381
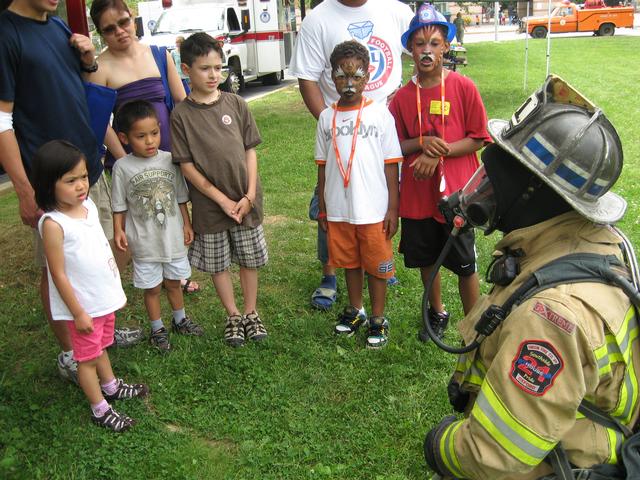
left=334, top=306, right=367, bottom=336
left=149, top=327, right=171, bottom=353
left=171, top=316, right=204, bottom=336
left=113, top=327, right=144, bottom=347
left=57, top=353, right=79, bottom=385
left=243, top=312, right=268, bottom=342
left=366, top=316, right=389, bottom=349
left=102, top=378, right=149, bottom=402
left=224, top=314, right=245, bottom=347
left=419, top=307, right=450, bottom=343
left=91, top=407, right=135, bottom=433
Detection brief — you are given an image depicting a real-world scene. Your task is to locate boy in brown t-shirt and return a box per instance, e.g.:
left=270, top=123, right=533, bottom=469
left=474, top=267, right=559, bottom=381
left=171, top=33, right=268, bottom=348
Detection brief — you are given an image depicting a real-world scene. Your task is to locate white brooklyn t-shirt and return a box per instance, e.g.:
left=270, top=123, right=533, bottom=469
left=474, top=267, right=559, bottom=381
left=315, top=98, right=402, bottom=224
left=290, top=0, right=413, bottom=106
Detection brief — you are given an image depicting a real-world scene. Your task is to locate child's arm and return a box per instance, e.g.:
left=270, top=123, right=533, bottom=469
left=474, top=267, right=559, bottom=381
left=383, top=163, right=399, bottom=239
left=180, top=163, right=241, bottom=224
left=231, top=147, right=257, bottom=222
left=317, top=164, right=327, bottom=232
left=41, top=219, right=93, bottom=333
left=444, top=138, right=485, bottom=158
left=179, top=203, right=194, bottom=245
left=113, top=212, right=128, bottom=252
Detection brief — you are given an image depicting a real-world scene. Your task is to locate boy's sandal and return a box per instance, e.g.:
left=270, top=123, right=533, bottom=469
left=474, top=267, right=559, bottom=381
left=181, top=278, right=200, bottom=294
left=311, top=286, right=337, bottom=311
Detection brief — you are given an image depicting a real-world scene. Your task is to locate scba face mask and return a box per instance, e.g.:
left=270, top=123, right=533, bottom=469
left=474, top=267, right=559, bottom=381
left=438, top=164, right=498, bottom=233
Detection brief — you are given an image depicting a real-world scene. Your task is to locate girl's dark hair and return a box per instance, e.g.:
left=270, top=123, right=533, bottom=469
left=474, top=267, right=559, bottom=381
left=180, top=32, right=225, bottom=67
left=31, top=140, right=86, bottom=212
left=89, top=0, right=130, bottom=33
left=114, top=100, right=159, bottom=134
left=329, top=40, right=370, bottom=71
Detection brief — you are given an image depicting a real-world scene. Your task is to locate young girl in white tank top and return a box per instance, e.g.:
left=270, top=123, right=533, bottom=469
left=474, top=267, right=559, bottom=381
left=32, top=140, right=149, bottom=432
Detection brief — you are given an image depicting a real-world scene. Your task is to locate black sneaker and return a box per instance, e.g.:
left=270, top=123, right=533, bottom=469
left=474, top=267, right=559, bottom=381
left=366, top=316, right=389, bottom=349
left=334, top=306, right=367, bottom=336
left=419, top=308, right=450, bottom=343
left=243, top=312, right=268, bottom=342
left=224, top=314, right=245, bottom=347
left=149, top=327, right=171, bottom=353
left=102, top=378, right=149, bottom=402
left=91, top=407, right=135, bottom=433
left=171, top=316, right=204, bottom=336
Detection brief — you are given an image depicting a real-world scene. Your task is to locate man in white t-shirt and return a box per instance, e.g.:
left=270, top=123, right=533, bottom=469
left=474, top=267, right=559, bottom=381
left=289, top=0, right=413, bottom=311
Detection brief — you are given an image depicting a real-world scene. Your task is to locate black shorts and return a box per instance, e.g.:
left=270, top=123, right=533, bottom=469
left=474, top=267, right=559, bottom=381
left=399, top=217, right=477, bottom=276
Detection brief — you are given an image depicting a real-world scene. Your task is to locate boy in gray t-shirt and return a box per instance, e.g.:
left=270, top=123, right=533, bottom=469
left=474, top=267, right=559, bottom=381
left=112, top=101, right=204, bottom=353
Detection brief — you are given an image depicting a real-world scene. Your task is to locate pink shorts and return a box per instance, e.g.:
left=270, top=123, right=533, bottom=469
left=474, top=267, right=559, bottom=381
left=66, top=312, right=116, bottom=362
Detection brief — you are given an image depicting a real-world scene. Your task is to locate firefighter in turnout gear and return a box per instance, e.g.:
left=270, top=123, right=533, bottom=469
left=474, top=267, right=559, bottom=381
left=423, top=76, right=640, bottom=480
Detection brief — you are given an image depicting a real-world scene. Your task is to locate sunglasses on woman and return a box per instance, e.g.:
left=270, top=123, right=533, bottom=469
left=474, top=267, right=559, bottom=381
left=101, top=16, right=132, bottom=36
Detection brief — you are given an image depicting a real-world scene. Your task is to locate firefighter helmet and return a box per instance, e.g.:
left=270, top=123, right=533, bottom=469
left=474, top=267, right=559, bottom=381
left=487, top=75, right=626, bottom=224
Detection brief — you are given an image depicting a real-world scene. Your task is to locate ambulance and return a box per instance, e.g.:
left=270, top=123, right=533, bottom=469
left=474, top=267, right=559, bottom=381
left=143, top=0, right=297, bottom=93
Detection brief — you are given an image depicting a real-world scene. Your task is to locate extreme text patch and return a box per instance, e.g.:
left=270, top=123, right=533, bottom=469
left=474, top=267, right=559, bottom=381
left=510, top=340, right=564, bottom=396
left=532, top=301, right=576, bottom=335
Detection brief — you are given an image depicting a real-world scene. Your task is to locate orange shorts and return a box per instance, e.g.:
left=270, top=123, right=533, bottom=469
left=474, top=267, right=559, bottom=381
left=326, top=221, right=395, bottom=279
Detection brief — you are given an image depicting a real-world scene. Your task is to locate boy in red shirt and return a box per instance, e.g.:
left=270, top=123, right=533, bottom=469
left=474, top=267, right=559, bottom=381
left=388, top=4, right=491, bottom=340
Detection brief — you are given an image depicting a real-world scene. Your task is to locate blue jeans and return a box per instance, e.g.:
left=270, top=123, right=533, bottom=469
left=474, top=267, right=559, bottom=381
left=309, top=186, right=329, bottom=265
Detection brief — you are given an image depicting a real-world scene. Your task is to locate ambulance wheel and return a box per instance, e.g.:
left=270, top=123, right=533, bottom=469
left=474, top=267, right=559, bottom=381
left=261, top=70, right=283, bottom=86
left=225, top=60, right=244, bottom=95
left=598, top=23, right=615, bottom=36
left=531, top=26, right=547, bottom=38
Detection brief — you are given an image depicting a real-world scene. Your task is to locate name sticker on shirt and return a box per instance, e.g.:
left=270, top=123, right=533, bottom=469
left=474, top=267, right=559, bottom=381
left=510, top=340, right=564, bottom=396
left=429, top=100, right=450, bottom=115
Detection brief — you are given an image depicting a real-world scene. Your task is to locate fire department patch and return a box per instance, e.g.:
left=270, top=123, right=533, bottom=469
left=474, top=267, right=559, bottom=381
left=510, top=340, right=564, bottom=396
left=532, top=301, right=576, bottom=335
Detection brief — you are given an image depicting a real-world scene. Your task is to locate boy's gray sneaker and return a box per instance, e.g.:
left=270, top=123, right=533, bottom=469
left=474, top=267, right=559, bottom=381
left=243, top=312, right=268, bottom=342
left=171, top=316, right=204, bottom=336
left=366, top=316, right=389, bottom=349
left=224, top=314, right=245, bottom=347
left=334, top=306, right=367, bottom=336
left=113, top=327, right=144, bottom=347
left=57, top=353, right=79, bottom=385
left=149, top=327, right=171, bottom=353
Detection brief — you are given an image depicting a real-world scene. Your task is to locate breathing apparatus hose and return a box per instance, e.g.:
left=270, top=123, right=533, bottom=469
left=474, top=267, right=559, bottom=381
left=420, top=217, right=483, bottom=354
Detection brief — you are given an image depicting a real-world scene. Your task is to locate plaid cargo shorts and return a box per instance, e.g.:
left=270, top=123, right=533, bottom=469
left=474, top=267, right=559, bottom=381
left=189, top=224, right=268, bottom=274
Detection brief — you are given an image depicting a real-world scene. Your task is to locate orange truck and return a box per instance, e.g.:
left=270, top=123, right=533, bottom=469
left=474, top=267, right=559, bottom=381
left=520, top=2, right=635, bottom=38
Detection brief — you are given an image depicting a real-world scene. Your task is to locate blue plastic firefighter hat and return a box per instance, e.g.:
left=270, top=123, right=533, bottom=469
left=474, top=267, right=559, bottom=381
left=401, top=4, right=457, bottom=48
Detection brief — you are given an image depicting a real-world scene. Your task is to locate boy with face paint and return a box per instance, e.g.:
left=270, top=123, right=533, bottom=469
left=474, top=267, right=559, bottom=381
left=388, top=5, right=491, bottom=340
left=315, top=41, right=403, bottom=349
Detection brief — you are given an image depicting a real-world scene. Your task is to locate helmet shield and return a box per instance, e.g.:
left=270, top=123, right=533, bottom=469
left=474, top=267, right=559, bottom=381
left=488, top=75, right=626, bottom=224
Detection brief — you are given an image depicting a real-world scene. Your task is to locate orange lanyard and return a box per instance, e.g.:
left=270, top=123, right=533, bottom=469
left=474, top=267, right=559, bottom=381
left=415, top=71, right=447, bottom=192
left=415, top=70, right=446, bottom=145
left=331, top=97, right=365, bottom=189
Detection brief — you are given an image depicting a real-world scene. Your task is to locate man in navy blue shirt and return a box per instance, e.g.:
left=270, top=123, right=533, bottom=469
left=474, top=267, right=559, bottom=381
left=0, top=0, right=140, bottom=383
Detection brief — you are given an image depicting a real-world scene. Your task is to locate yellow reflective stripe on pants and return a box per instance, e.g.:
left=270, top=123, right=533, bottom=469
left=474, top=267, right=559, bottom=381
left=471, top=380, right=557, bottom=466
left=456, top=353, right=487, bottom=388
left=438, top=420, right=466, bottom=479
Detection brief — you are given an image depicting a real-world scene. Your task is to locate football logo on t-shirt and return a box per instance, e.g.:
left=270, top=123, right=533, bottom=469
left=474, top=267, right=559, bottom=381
left=347, top=21, right=393, bottom=92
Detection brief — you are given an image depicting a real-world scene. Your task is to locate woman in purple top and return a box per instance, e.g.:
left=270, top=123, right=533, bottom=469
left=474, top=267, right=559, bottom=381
left=88, top=0, right=185, bottom=166
left=88, top=0, right=201, bottom=293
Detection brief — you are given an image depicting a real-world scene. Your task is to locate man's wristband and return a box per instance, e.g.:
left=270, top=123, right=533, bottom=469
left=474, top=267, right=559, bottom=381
left=81, top=60, right=98, bottom=73
left=318, top=212, right=327, bottom=219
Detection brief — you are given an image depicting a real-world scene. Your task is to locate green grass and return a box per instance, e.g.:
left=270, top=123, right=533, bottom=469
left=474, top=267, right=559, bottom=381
left=1, top=36, right=639, bottom=479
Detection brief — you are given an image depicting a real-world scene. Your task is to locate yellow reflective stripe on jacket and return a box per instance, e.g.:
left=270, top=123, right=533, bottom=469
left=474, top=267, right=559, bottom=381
left=606, top=426, right=625, bottom=464
left=471, top=380, right=557, bottom=466
left=456, top=353, right=487, bottom=388
left=594, top=307, right=639, bottom=425
left=438, top=420, right=466, bottom=479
